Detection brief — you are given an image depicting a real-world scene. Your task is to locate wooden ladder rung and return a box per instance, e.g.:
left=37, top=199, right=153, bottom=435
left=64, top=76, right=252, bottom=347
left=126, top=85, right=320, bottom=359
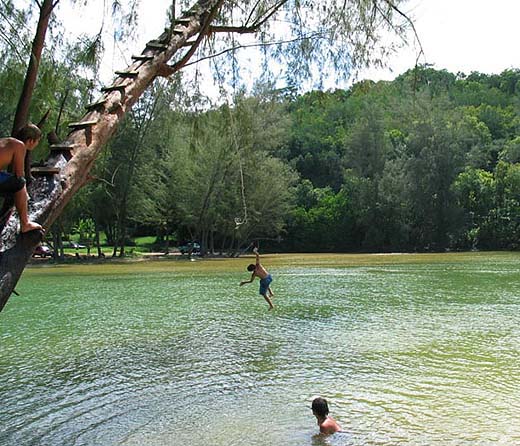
left=182, top=39, right=197, bottom=47
left=85, top=98, right=107, bottom=110
left=172, top=27, right=184, bottom=34
left=175, top=18, right=191, bottom=25
left=115, top=70, right=139, bottom=78
left=68, top=120, right=98, bottom=129
left=50, top=144, right=75, bottom=151
left=132, top=54, right=154, bottom=61
left=156, top=30, right=170, bottom=43
left=31, top=166, right=60, bottom=176
left=101, top=82, right=131, bottom=92
left=146, top=41, right=168, bottom=50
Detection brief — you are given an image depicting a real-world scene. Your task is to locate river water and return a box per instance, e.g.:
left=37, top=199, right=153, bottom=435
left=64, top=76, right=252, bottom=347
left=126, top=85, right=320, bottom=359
left=1, top=253, right=519, bottom=446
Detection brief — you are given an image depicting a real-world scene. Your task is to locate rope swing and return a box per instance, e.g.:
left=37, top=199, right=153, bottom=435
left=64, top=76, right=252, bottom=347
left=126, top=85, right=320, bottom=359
left=211, top=53, right=248, bottom=230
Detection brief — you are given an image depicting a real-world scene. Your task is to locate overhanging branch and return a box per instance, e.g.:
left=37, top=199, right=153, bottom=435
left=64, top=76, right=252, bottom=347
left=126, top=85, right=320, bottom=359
left=209, top=25, right=258, bottom=34
left=378, top=0, right=424, bottom=61
left=210, top=0, right=290, bottom=34
left=168, top=0, right=225, bottom=73
left=182, top=32, right=328, bottom=69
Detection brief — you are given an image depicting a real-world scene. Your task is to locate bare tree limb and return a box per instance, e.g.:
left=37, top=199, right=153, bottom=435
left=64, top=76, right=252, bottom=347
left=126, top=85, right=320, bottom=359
left=245, top=0, right=263, bottom=26
left=209, top=0, right=289, bottom=35
left=378, top=0, right=424, bottom=60
left=168, top=0, right=225, bottom=72
left=250, top=0, right=290, bottom=29
left=182, top=32, right=327, bottom=69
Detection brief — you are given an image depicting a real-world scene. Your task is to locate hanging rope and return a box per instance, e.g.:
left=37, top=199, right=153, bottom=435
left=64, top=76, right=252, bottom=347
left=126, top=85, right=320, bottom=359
left=210, top=50, right=248, bottom=230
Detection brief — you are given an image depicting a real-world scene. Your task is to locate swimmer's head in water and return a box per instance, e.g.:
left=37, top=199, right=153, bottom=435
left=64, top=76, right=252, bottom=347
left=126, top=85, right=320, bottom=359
left=247, top=264, right=255, bottom=272
left=311, top=397, right=329, bottom=417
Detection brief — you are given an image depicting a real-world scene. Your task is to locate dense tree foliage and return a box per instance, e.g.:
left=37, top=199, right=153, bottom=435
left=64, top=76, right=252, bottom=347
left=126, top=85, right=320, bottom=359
left=0, top=2, right=518, bottom=254
left=64, top=65, right=519, bottom=254
left=282, top=67, right=520, bottom=252
left=1, top=36, right=519, bottom=254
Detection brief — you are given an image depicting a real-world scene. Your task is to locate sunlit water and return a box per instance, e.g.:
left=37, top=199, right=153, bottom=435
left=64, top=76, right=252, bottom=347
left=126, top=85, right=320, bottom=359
left=1, top=253, right=519, bottom=446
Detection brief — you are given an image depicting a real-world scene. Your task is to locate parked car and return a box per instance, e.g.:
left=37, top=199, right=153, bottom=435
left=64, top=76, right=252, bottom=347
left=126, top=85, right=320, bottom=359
left=63, top=241, right=86, bottom=249
left=33, top=244, right=54, bottom=258
left=178, top=242, right=201, bottom=255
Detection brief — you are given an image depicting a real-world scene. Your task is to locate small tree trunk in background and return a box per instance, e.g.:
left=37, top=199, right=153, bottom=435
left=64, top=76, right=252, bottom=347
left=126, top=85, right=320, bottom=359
left=95, top=220, right=102, bottom=257
left=52, top=229, right=59, bottom=260
left=11, top=0, right=57, bottom=179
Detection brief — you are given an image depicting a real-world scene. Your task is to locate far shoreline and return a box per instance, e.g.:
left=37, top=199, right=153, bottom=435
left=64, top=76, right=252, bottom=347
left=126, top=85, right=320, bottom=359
left=25, top=251, right=520, bottom=273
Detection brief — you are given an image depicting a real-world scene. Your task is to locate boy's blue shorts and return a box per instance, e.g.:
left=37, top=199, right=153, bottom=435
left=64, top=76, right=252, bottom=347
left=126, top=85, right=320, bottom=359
left=259, top=274, right=273, bottom=295
left=0, top=172, right=25, bottom=195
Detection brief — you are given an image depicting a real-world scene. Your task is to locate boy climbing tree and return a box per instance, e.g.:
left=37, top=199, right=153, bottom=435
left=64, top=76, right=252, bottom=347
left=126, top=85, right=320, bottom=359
left=0, top=124, right=44, bottom=233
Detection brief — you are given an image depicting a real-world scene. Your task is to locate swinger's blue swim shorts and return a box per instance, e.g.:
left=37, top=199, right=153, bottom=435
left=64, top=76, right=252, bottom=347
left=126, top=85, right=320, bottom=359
left=259, top=274, right=273, bottom=296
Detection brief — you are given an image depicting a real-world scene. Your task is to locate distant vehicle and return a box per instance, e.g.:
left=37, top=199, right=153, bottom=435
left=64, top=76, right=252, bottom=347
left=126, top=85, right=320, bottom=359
left=64, top=241, right=86, bottom=249
left=33, top=244, right=54, bottom=258
left=179, top=242, right=201, bottom=255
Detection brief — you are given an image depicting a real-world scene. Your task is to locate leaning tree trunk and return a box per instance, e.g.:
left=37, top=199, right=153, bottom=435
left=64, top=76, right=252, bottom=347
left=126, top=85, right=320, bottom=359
left=0, top=0, right=225, bottom=312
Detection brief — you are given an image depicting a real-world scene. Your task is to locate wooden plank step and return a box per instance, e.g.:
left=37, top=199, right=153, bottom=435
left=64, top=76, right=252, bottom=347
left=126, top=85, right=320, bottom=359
left=101, top=82, right=131, bottom=92
left=172, top=27, right=184, bottom=34
left=115, top=70, right=139, bottom=78
left=31, top=166, right=60, bottom=176
left=85, top=98, right=107, bottom=110
left=132, top=54, right=154, bottom=61
left=68, top=119, right=98, bottom=129
left=175, top=18, right=191, bottom=25
left=182, top=39, right=197, bottom=47
left=146, top=41, right=168, bottom=50
left=50, top=144, right=75, bottom=151
left=156, top=30, right=170, bottom=43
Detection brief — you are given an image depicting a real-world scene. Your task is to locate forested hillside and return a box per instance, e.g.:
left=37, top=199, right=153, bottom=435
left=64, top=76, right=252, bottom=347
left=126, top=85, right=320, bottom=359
left=2, top=61, right=519, bottom=253
left=284, top=68, right=520, bottom=252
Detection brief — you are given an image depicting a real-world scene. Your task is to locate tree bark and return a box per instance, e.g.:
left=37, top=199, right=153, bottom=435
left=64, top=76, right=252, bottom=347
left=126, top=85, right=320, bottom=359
left=0, top=0, right=224, bottom=312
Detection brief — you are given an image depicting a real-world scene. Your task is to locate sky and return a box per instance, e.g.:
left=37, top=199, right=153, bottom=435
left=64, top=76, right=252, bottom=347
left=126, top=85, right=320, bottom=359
left=57, top=0, right=520, bottom=91
left=362, top=0, right=520, bottom=81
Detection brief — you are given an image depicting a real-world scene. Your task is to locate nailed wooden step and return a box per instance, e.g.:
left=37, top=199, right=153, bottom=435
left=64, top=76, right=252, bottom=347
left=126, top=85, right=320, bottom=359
left=115, top=70, right=139, bottom=78
left=175, top=18, right=191, bottom=25
left=172, top=27, right=184, bottom=34
left=132, top=54, right=154, bottom=61
left=101, top=82, right=131, bottom=93
left=146, top=40, right=168, bottom=50
left=50, top=144, right=75, bottom=152
left=156, top=30, right=171, bottom=43
left=85, top=98, right=107, bottom=110
left=31, top=166, right=60, bottom=176
left=182, top=39, right=197, bottom=47
left=68, top=119, right=98, bottom=129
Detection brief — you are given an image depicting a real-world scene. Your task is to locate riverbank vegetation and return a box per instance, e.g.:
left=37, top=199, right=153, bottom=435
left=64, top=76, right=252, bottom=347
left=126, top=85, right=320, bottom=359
left=37, top=68, right=520, bottom=256
left=1, top=6, right=518, bottom=257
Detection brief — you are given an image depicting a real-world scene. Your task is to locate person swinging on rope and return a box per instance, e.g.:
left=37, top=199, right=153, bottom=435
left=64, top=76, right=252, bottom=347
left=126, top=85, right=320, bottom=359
left=239, top=245, right=275, bottom=310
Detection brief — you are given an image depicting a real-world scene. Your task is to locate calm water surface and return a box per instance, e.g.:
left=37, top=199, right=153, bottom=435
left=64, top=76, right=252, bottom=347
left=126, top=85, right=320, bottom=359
left=1, top=252, right=519, bottom=446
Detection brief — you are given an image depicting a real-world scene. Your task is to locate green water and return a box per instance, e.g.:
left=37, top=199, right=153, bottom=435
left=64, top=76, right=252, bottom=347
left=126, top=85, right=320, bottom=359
left=1, top=252, right=519, bottom=446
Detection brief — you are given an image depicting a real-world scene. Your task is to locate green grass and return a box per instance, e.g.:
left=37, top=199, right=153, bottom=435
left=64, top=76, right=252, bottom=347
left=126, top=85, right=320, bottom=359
left=53, top=234, right=168, bottom=257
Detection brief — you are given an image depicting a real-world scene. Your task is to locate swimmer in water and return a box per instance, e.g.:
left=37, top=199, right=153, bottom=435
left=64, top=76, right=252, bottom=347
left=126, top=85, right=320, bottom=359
left=311, top=397, right=342, bottom=435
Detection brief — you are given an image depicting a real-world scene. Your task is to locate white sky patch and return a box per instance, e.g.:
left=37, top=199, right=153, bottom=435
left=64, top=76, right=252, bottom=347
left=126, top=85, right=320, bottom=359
left=53, top=0, right=520, bottom=96
left=360, top=0, right=520, bottom=81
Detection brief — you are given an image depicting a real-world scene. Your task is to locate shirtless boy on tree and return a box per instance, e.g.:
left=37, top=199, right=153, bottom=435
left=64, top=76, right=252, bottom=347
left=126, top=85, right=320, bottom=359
left=239, top=246, right=274, bottom=310
left=0, top=123, right=43, bottom=233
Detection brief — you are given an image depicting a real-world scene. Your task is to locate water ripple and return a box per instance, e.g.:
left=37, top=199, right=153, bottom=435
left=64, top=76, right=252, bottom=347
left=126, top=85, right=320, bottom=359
left=1, top=255, right=520, bottom=445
